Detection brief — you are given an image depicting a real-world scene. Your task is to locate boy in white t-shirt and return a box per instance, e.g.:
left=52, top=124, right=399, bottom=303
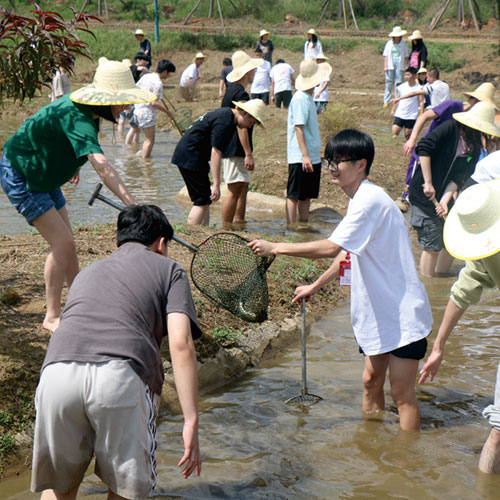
left=391, top=67, right=423, bottom=139
left=250, top=48, right=272, bottom=105
left=249, top=129, right=432, bottom=431
left=270, top=59, right=295, bottom=109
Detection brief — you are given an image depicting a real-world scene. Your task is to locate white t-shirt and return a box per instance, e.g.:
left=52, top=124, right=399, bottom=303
left=251, top=60, right=272, bottom=94
left=395, top=81, right=421, bottom=120
left=133, top=72, right=163, bottom=127
left=270, top=63, right=294, bottom=93
left=180, top=63, right=200, bottom=87
left=304, top=40, right=323, bottom=60
left=425, top=80, right=451, bottom=108
left=314, top=79, right=330, bottom=102
left=471, top=150, right=500, bottom=183
left=382, top=40, right=409, bottom=71
left=329, top=180, right=432, bottom=355
left=51, top=70, right=71, bottom=101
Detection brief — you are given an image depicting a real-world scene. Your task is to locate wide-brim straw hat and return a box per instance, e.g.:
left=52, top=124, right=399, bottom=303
left=443, top=179, right=500, bottom=260
left=388, top=26, right=407, bottom=37
left=463, top=82, right=498, bottom=111
left=70, top=59, right=157, bottom=106
left=259, top=29, right=270, bottom=38
left=306, top=28, right=318, bottom=36
left=417, top=67, right=428, bottom=74
left=314, top=52, right=329, bottom=61
left=295, top=60, right=332, bottom=91
left=233, top=99, right=266, bottom=127
left=408, top=30, right=423, bottom=40
left=453, top=101, right=500, bottom=137
left=135, top=29, right=144, bottom=35
left=121, top=58, right=132, bottom=67
left=226, top=51, right=264, bottom=83
left=193, top=52, right=207, bottom=63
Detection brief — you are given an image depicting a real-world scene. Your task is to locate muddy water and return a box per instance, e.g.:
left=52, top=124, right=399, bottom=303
left=2, top=126, right=500, bottom=499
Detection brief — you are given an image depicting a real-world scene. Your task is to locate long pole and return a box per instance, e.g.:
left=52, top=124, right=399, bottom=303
left=154, top=0, right=160, bottom=42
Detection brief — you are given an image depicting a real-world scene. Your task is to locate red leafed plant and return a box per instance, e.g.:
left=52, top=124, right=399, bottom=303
left=0, top=2, right=102, bottom=105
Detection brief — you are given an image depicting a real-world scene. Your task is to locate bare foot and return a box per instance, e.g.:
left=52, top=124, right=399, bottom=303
left=42, top=316, right=60, bottom=333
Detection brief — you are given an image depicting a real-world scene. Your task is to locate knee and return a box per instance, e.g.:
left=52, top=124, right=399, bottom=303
left=488, top=428, right=500, bottom=445
left=51, top=233, right=76, bottom=259
left=390, top=381, right=415, bottom=406
left=362, top=369, right=385, bottom=393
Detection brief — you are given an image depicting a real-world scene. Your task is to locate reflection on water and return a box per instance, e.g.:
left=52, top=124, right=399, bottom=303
left=2, top=124, right=500, bottom=499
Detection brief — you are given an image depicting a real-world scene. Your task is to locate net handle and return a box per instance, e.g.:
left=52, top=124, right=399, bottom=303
left=161, top=98, right=184, bottom=136
left=88, top=184, right=198, bottom=252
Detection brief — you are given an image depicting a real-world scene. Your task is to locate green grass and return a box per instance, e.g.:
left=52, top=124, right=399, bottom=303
left=210, top=325, right=243, bottom=347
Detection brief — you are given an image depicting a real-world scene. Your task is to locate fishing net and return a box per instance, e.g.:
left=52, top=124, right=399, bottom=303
left=190, top=233, right=275, bottom=323
left=172, top=106, right=193, bottom=133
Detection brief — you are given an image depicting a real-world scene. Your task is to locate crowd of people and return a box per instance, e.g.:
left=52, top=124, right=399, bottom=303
left=1, top=24, right=500, bottom=500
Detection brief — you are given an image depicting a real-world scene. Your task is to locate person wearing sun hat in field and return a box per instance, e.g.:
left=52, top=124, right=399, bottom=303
left=313, top=51, right=330, bottom=114
left=382, top=26, right=409, bottom=107
left=255, top=29, right=274, bottom=65
left=221, top=50, right=263, bottom=225
left=286, top=58, right=332, bottom=224
left=171, top=99, right=266, bottom=226
left=418, top=179, right=500, bottom=473
left=0, top=59, right=157, bottom=332
left=179, top=52, right=207, bottom=100
left=134, top=28, right=152, bottom=68
left=304, top=28, right=323, bottom=60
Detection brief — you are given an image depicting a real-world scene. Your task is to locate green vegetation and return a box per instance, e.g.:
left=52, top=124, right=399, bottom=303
left=210, top=325, right=243, bottom=347
left=427, top=42, right=466, bottom=72
left=319, top=103, right=362, bottom=144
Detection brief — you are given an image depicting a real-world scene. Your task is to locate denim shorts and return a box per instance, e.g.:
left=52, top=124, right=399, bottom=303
left=0, top=153, right=66, bottom=224
left=410, top=203, right=444, bottom=252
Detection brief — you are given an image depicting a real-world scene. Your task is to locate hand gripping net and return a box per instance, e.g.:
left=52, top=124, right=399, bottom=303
left=190, top=233, right=274, bottom=323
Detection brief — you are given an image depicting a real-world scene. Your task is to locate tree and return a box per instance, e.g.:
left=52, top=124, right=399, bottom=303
left=0, top=2, right=101, bottom=105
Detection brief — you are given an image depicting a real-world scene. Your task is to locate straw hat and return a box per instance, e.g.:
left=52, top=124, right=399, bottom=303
left=443, top=179, right=500, bottom=260
left=463, top=82, right=498, bottom=111
left=121, top=58, right=132, bottom=67
left=70, top=59, right=157, bottom=106
left=408, top=30, right=423, bottom=40
left=453, top=101, right=500, bottom=137
left=226, top=51, right=264, bottom=83
left=417, top=67, right=428, bottom=74
left=259, top=29, right=270, bottom=39
left=135, top=29, right=144, bottom=36
left=193, top=52, right=207, bottom=63
left=306, top=28, right=318, bottom=36
left=388, top=26, right=407, bottom=37
left=233, top=99, right=266, bottom=127
left=295, top=59, right=332, bottom=91
left=314, top=52, right=329, bottom=61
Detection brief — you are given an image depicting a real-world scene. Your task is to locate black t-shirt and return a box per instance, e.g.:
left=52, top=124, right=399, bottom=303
left=171, top=107, right=236, bottom=172
left=43, top=243, right=202, bottom=395
left=130, top=64, right=147, bottom=83
left=221, top=83, right=253, bottom=158
left=220, top=65, right=233, bottom=83
left=256, top=39, right=274, bottom=64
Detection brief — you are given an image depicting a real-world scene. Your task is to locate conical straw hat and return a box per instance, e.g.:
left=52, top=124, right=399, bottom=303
left=295, top=59, right=332, bottom=91
left=453, top=101, right=500, bottom=137
left=463, top=82, right=498, bottom=111
left=388, top=26, right=407, bottom=37
left=233, top=99, right=266, bottom=127
left=226, top=51, right=264, bottom=83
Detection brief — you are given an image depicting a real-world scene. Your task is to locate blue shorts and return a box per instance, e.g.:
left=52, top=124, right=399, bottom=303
left=0, top=154, right=66, bottom=224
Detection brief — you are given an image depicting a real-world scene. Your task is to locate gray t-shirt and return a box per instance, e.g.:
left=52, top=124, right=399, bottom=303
left=43, top=242, right=202, bottom=395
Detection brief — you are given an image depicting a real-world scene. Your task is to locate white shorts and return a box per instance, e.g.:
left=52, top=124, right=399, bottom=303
left=223, top=157, right=250, bottom=184
left=31, top=360, right=159, bottom=499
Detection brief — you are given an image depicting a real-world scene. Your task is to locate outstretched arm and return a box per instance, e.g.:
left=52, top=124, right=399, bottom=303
left=248, top=238, right=341, bottom=260
left=419, top=300, right=465, bottom=384
left=209, top=146, right=222, bottom=202
left=403, top=108, right=438, bottom=156
left=168, top=312, right=202, bottom=479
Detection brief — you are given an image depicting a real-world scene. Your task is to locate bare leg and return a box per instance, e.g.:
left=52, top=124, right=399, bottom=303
left=117, top=118, right=126, bottom=135
left=222, top=182, right=246, bottom=223
left=286, top=198, right=298, bottom=224
left=392, top=124, right=402, bottom=137
left=405, top=127, right=413, bottom=140
left=187, top=205, right=210, bottom=225
left=32, top=207, right=79, bottom=332
left=420, top=250, right=439, bottom=277
left=479, top=428, right=500, bottom=473
left=388, top=355, right=420, bottom=431
left=141, top=126, right=156, bottom=159
left=362, top=354, right=390, bottom=414
left=40, top=486, right=78, bottom=500
left=297, top=199, right=311, bottom=222
left=125, top=127, right=140, bottom=145
left=234, top=182, right=249, bottom=222
left=435, top=248, right=455, bottom=274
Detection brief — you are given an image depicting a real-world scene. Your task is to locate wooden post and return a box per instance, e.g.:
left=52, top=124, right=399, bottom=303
left=317, top=0, right=330, bottom=27
left=430, top=0, right=452, bottom=31
left=342, top=0, right=347, bottom=29
left=348, top=0, right=359, bottom=31
left=467, top=0, right=481, bottom=31
left=183, top=0, right=203, bottom=24
left=208, top=0, right=214, bottom=18
left=216, top=0, right=224, bottom=26
left=226, top=0, right=240, bottom=15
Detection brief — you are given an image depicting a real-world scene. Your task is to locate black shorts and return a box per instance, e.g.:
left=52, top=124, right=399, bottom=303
left=251, top=92, right=270, bottom=105
left=275, top=90, right=292, bottom=108
left=287, top=163, right=321, bottom=201
left=178, top=166, right=212, bottom=206
left=393, top=117, right=416, bottom=130
left=359, top=337, right=428, bottom=360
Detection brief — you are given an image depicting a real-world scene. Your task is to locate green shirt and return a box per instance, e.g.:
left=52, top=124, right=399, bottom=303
left=4, top=94, right=103, bottom=192
left=451, top=251, right=500, bottom=310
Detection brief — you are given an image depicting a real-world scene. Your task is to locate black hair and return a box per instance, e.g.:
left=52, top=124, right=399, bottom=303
left=157, top=59, right=175, bottom=73
left=276, top=58, right=285, bottom=64
left=86, top=105, right=117, bottom=124
left=223, top=57, right=232, bottom=66
left=324, top=129, right=375, bottom=176
left=405, top=66, right=417, bottom=75
left=309, top=34, right=318, bottom=46
left=117, top=205, right=174, bottom=247
left=428, top=67, right=440, bottom=79
left=255, top=47, right=263, bottom=54
left=412, top=39, right=424, bottom=50
left=456, top=122, right=484, bottom=159
left=134, top=51, right=148, bottom=61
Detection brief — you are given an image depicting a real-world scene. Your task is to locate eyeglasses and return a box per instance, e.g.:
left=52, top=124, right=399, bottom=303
left=321, top=157, right=356, bottom=172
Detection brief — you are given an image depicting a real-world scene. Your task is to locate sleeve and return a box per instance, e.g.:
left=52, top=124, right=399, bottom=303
left=402, top=41, right=409, bottom=58
left=290, top=95, right=308, bottom=127
left=304, top=41, right=308, bottom=58
left=52, top=73, right=63, bottom=97
left=416, top=120, right=454, bottom=158
left=269, top=67, right=275, bottom=80
left=328, top=200, right=379, bottom=256
left=382, top=41, right=391, bottom=57
left=269, top=40, right=274, bottom=51
left=420, top=45, right=428, bottom=64
left=166, top=265, right=202, bottom=340
left=211, top=112, right=233, bottom=152
left=63, top=110, right=103, bottom=159
left=317, top=40, right=323, bottom=53
left=450, top=259, right=496, bottom=310
left=289, top=64, right=295, bottom=75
